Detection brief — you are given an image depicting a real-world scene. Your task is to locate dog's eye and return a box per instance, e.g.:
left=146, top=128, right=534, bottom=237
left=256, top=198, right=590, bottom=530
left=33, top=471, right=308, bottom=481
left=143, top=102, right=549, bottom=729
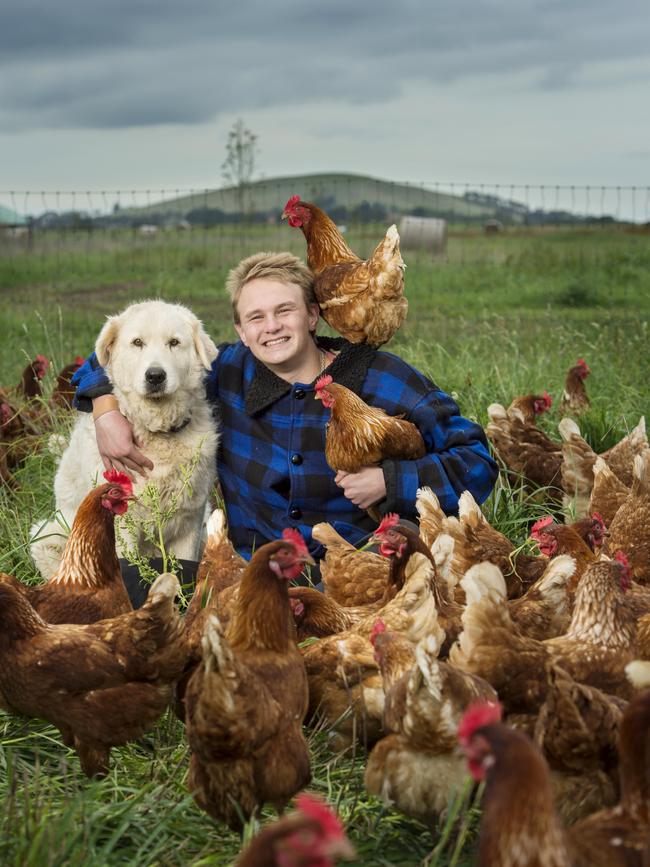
left=132, top=338, right=144, bottom=348
left=169, top=338, right=180, bottom=347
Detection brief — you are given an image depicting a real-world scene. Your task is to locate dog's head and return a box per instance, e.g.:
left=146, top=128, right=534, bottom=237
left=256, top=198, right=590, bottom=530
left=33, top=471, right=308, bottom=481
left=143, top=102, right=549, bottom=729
left=96, top=300, right=217, bottom=401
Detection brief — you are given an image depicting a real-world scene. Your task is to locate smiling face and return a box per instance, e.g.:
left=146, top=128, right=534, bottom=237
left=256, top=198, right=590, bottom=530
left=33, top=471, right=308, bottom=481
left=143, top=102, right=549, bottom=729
left=234, top=278, right=320, bottom=375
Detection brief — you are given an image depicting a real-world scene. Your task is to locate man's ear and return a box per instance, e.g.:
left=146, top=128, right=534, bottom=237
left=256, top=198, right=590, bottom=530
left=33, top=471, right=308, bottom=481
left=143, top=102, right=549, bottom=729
left=192, top=320, right=218, bottom=370
left=234, top=323, right=248, bottom=347
left=95, top=315, right=122, bottom=366
left=308, top=303, right=320, bottom=334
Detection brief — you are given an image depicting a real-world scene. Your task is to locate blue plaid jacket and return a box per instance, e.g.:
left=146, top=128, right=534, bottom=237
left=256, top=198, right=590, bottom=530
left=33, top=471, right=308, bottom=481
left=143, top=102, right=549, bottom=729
left=73, top=337, right=497, bottom=561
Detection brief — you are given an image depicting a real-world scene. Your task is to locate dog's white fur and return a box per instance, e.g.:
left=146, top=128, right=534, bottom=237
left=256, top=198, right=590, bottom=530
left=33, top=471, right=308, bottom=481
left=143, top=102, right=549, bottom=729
left=31, top=300, right=219, bottom=577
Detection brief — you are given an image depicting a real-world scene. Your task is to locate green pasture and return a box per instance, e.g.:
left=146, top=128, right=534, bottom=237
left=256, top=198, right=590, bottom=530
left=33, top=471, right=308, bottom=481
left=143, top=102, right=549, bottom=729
left=0, top=225, right=648, bottom=865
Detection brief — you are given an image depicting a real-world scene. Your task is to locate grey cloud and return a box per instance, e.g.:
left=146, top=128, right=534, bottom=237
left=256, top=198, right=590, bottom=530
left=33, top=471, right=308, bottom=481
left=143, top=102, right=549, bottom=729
left=0, top=0, right=649, bottom=130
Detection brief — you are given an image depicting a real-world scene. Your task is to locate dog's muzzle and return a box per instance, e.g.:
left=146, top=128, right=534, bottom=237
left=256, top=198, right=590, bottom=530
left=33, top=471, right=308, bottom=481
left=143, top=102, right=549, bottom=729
left=144, top=366, right=167, bottom=395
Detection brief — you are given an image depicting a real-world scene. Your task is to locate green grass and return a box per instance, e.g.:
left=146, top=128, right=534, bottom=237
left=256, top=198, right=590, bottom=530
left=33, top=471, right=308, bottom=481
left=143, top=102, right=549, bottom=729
left=0, top=224, right=648, bottom=865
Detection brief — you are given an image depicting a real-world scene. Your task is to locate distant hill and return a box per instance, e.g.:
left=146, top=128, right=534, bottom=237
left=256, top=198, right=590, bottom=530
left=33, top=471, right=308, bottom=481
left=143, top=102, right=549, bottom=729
left=119, top=172, right=504, bottom=223
left=26, top=173, right=616, bottom=230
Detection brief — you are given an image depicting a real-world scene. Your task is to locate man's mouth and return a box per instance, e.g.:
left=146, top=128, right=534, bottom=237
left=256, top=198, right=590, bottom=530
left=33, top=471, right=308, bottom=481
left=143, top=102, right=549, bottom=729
left=263, top=336, right=290, bottom=347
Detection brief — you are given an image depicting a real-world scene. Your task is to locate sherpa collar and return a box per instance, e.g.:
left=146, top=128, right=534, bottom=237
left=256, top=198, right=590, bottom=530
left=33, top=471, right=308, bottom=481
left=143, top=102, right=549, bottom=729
left=244, top=336, right=377, bottom=416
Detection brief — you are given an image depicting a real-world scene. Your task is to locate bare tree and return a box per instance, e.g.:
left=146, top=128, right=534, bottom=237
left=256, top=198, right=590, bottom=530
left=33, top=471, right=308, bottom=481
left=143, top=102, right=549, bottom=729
left=221, top=119, right=258, bottom=215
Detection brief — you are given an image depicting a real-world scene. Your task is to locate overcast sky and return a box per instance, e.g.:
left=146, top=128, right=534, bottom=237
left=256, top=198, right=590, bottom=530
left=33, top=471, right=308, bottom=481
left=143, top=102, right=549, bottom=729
left=1, top=0, right=649, bottom=219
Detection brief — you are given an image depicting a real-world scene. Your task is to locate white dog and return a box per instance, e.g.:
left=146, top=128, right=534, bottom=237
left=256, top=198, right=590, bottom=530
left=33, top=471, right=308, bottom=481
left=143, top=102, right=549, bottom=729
left=31, top=299, right=219, bottom=578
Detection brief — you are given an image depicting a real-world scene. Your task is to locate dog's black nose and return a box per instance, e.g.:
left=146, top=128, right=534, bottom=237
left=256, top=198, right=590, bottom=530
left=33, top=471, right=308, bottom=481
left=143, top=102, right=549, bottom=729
left=145, top=367, right=167, bottom=386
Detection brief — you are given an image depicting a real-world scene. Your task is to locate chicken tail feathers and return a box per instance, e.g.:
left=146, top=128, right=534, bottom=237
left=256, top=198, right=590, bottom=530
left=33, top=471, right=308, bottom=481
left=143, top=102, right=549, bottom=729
left=311, top=522, right=354, bottom=551
left=626, top=660, right=650, bottom=689
left=633, top=449, right=650, bottom=495
left=415, top=486, right=446, bottom=545
left=530, top=555, right=575, bottom=608
left=460, top=561, right=507, bottom=607
left=147, top=571, right=180, bottom=603
left=201, top=613, right=235, bottom=678
left=205, top=508, right=228, bottom=544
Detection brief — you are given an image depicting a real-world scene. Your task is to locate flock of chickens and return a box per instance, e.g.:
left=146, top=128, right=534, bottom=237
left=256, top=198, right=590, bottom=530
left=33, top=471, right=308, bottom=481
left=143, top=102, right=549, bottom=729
left=1, top=342, right=649, bottom=865
left=1, top=200, right=650, bottom=866
left=0, top=354, right=84, bottom=487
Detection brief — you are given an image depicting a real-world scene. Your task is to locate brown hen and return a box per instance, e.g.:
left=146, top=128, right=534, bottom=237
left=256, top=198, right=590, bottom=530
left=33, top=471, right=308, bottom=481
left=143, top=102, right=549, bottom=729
left=185, top=531, right=312, bottom=831
left=459, top=691, right=650, bottom=867
left=560, top=358, right=591, bottom=415
left=5, top=469, right=133, bottom=624
left=282, top=196, right=407, bottom=346
left=311, top=521, right=392, bottom=607
left=234, top=792, right=355, bottom=867
left=365, top=627, right=497, bottom=826
left=0, top=572, right=187, bottom=778
left=604, top=451, right=650, bottom=584
left=314, top=374, right=426, bottom=474
left=487, top=401, right=563, bottom=496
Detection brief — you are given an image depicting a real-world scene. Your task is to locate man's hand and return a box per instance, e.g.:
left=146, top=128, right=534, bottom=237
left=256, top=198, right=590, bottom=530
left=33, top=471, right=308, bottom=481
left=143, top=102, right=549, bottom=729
left=94, top=410, right=154, bottom=477
left=334, top=467, right=387, bottom=510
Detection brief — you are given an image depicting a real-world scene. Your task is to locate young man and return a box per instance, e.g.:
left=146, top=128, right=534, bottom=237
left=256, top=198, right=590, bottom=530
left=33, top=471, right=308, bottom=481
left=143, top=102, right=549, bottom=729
left=73, top=251, right=498, bottom=564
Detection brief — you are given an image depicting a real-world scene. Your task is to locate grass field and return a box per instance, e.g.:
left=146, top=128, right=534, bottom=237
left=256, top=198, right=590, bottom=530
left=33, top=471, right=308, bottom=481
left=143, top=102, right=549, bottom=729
left=0, top=225, right=648, bottom=865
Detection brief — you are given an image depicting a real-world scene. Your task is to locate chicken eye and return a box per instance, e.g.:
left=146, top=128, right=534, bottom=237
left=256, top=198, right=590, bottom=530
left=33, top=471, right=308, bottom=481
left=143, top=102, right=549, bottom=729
left=169, top=338, right=180, bottom=347
left=132, top=338, right=144, bottom=347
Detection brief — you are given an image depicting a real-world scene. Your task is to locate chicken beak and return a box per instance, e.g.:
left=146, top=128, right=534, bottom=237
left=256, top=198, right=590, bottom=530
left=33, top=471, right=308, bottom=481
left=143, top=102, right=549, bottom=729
left=302, top=552, right=316, bottom=566
left=281, top=210, right=288, bottom=221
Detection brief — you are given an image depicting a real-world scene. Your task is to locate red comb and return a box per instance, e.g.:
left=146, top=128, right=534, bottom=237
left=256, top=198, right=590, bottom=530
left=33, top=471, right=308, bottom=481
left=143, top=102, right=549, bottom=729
left=283, top=194, right=301, bottom=212
left=102, top=468, right=133, bottom=494
left=34, top=355, right=50, bottom=377
left=530, top=515, right=554, bottom=538
left=295, top=793, right=345, bottom=838
left=615, top=550, right=629, bottom=568
left=534, top=391, right=552, bottom=414
left=282, top=527, right=309, bottom=556
left=376, top=513, right=400, bottom=536
left=315, top=374, right=333, bottom=392
left=370, top=619, right=387, bottom=647
left=458, top=701, right=503, bottom=746
left=614, top=550, right=631, bottom=592
left=74, top=356, right=85, bottom=367
left=590, top=512, right=606, bottom=532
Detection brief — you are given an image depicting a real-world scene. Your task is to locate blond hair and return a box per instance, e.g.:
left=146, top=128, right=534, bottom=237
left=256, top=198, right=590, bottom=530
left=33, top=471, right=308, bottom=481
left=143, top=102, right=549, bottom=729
left=225, top=251, right=316, bottom=324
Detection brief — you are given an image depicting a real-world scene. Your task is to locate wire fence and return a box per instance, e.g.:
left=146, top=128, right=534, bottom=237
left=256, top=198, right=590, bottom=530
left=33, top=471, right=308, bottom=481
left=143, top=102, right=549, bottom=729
left=1, top=179, right=649, bottom=277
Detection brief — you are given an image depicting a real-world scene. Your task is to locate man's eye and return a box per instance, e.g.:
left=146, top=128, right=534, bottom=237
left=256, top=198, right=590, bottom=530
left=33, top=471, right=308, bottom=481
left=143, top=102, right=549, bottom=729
left=169, top=338, right=180, bottom=347
left=132, top=338, right=143, bottom=347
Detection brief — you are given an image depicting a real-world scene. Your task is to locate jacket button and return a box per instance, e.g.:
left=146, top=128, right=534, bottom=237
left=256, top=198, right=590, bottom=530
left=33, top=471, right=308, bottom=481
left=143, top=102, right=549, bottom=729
left=289, top=507, right=302, bottom=519
left=291, top=453, right=303, bottom=466
left=294, top=388, right=305, bottom=400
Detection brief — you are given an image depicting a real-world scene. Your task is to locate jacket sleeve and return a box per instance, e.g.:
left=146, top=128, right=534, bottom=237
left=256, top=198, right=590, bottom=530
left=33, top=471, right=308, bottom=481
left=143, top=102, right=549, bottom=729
left=380, top=389, right=498, bottom=516
left=71, top=352, right=112, bottom=412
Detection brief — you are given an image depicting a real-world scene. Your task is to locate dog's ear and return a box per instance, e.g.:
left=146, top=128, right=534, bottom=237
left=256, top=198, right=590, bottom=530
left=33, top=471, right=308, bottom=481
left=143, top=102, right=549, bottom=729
left=192, top=319, right=218, bottom=370
left=96, top=314, right=122, bottom=366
